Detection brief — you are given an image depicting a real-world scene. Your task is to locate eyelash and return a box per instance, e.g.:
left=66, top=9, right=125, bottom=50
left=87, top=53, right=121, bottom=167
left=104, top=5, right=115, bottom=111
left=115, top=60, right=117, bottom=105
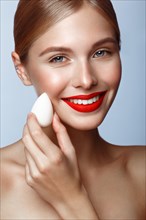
left=48, top=49, right=112, bottom=64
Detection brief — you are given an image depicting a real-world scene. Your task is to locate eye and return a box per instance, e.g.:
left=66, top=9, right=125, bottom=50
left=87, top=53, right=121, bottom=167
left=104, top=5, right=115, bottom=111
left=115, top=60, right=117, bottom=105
left=93, top=50, right=110, bottom=58
left=49, top=56, right=67, bottom=63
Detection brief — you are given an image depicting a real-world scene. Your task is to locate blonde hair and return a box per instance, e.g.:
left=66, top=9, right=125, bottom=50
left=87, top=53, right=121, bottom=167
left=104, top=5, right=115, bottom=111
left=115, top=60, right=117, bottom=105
left=14, top=0, right=120, bottom=63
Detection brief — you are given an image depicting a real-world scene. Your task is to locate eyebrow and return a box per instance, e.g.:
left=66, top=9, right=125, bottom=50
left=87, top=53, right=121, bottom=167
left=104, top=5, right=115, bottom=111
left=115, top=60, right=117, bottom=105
left=39, top=37, right=117, bottom=57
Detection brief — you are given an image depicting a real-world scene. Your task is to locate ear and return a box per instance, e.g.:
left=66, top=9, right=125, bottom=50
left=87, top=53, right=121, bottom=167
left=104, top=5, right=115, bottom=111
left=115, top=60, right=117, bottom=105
left=11, top=51, right=32, bottom=86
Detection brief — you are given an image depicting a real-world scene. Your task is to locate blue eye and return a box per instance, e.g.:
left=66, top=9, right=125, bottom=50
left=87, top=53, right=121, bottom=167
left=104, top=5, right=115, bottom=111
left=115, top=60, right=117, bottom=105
left=94, top=50, right=107, bottom=58
left=50, top=56, right=66, bottom=63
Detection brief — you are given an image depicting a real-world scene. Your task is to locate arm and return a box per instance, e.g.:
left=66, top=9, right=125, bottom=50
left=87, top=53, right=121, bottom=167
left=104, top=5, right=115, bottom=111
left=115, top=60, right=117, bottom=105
left=23, top=113, right=99, bottom=219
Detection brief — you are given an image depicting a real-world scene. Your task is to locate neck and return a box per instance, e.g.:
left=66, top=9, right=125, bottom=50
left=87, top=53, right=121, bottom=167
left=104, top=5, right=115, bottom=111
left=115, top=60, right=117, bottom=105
left=47, top=123, right=112, bottom=169
left=65, top=126, right=100, bottom=160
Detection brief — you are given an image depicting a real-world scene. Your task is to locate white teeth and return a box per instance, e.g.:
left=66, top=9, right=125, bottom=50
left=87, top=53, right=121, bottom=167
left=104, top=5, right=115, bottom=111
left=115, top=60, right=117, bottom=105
left=83, top=100, right=88, bottom=105
left=69, top=95, right=100, bottom=105
left=78, top=99, right=82, bottom=104
left=93, top=97, right=96, bottom=102
left=88, top=98, right=93, bottom=104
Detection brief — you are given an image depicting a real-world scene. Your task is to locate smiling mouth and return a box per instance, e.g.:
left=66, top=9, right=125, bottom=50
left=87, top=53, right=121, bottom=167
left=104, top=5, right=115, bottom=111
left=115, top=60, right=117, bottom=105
left=62, top=91, right=107, bottom=113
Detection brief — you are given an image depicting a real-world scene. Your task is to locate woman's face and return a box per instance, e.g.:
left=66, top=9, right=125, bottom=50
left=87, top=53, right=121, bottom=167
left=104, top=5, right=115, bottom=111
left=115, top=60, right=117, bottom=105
left=25, top=4, right=121, bottom=130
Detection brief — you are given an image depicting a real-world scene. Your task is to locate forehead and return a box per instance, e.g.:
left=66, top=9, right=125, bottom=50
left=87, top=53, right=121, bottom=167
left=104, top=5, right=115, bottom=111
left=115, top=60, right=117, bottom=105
left=30, top=4, right=115, bottom=53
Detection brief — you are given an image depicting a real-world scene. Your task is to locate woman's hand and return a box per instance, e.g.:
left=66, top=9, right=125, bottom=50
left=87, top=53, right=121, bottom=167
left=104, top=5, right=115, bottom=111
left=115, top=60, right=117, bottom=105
left=23, top=112, right=81, bottom=204
left=22, top=113, right=99, bottom=219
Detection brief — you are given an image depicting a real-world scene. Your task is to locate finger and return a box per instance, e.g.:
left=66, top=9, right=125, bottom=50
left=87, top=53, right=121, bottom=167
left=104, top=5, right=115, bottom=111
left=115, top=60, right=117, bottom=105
left=25, top=148, right=40, bottom=181
left=25, top=163, right=34, bottom=187
left=53, top=113, right=76, bottom=162
left=23, top=124, right=48, bottom=170
left=26, top=113, right=61, bottom=157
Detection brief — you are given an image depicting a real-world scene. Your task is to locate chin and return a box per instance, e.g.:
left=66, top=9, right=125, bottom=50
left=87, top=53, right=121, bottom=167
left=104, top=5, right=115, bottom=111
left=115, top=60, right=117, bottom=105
left=62, top=113, right=107, bottom=131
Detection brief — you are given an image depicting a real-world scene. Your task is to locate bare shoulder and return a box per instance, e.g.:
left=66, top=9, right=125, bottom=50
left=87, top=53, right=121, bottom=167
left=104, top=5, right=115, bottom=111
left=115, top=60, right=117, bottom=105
left=1, top=141, right=25, bottom=192
left=110, top=144, right=145, bottom=190
left=1, top=141, right=23, bottom=166
left=125, top=145, right=145, bottom=179
left=124, top=145, right=146, bottom=202
left=116, top=145, right=145, bottom=215
left=1, top=145, right=15, bottom=194
left=109, top=143, right=145, bottom=181
left=1, top=140, right=25, bottom=163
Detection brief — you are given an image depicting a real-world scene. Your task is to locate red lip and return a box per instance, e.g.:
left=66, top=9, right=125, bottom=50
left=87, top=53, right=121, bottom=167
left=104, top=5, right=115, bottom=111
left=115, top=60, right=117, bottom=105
left=63, top=91, right=105, bottom=100
left=62, top=91, right=107, bottom=113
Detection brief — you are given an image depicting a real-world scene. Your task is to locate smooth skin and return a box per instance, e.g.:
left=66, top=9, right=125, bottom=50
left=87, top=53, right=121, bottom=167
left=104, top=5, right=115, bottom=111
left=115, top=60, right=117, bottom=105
left=1, top=3, right=145, bottom=220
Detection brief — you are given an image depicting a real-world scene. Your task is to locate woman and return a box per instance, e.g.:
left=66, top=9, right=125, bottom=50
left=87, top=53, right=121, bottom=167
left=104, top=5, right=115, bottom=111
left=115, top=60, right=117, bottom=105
left=1, top=0, right=145, bottom=219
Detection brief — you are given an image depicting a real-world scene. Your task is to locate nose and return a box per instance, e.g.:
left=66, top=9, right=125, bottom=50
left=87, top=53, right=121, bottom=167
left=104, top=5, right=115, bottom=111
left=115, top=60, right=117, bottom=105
left=72, top=61, right=97, bottom=89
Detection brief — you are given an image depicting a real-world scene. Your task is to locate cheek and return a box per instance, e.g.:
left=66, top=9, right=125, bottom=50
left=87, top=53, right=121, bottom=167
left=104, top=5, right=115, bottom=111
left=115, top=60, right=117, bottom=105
left=30, top=70, right=67, bottom=98
left=99, top=57, right=122, bottom=89
left=106, top=69, right=121, bottom=89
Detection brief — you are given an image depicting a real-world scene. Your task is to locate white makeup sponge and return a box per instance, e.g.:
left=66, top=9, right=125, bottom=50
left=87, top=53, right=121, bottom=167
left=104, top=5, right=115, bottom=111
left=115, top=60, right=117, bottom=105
left=31, top=93, right=53, bottom=127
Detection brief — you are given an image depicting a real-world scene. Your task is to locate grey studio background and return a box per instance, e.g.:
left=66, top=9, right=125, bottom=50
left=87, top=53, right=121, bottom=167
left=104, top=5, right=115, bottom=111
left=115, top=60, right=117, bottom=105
left=0, top=0, right=145, bottom=148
